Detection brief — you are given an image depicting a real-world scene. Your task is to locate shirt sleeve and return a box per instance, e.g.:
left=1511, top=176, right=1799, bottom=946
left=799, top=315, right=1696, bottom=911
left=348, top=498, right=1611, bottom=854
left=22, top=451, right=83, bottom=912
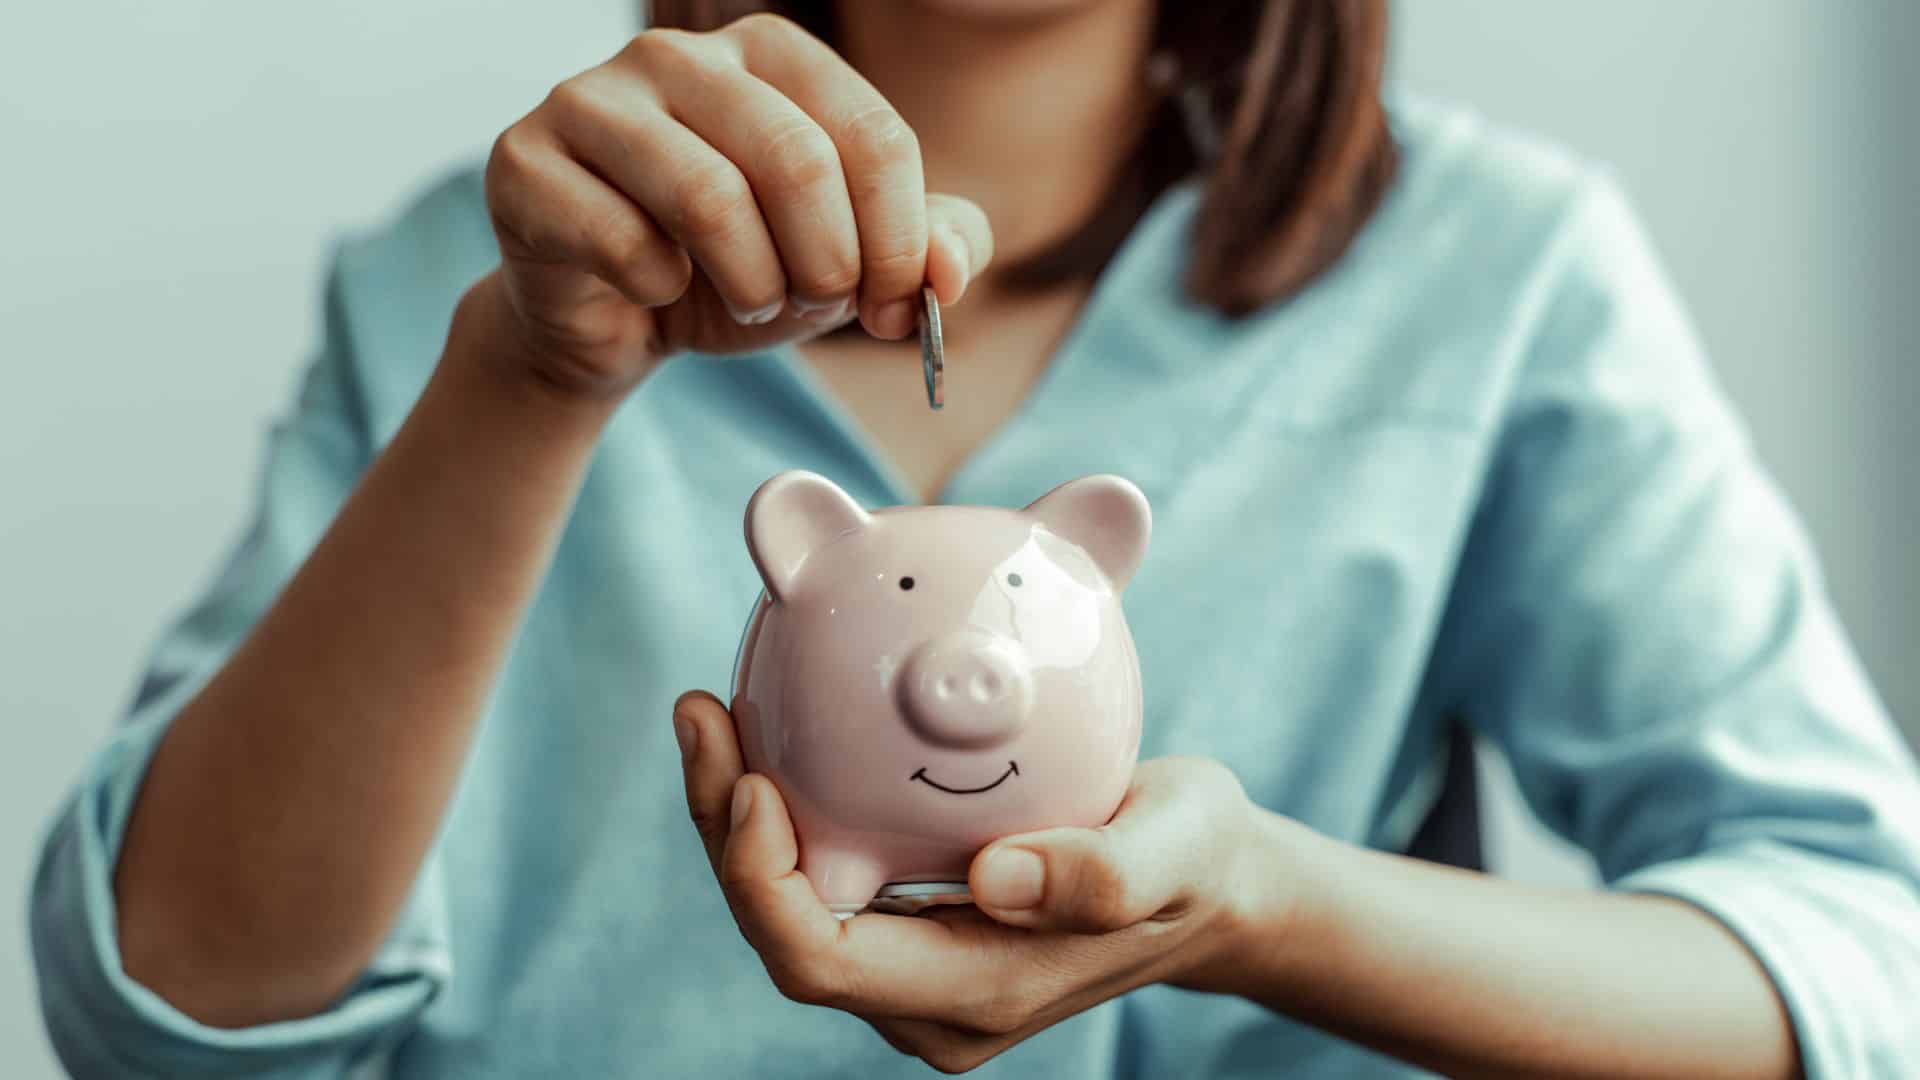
left=28, top=251, right=452, bottom=1079
left=1424, top=173, right=1920, bottom=1077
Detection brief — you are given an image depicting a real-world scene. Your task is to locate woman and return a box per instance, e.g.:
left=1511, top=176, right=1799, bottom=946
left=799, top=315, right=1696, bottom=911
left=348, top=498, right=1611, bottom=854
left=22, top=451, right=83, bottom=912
left=31, top=1, right=1920, bottom=1076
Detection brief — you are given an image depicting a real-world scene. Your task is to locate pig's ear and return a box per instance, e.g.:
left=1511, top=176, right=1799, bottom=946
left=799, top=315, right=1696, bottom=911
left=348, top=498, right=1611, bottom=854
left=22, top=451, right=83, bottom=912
left=1022, top=475, right=1152, bottom=591
left=746, top=471, right=872, bottom=602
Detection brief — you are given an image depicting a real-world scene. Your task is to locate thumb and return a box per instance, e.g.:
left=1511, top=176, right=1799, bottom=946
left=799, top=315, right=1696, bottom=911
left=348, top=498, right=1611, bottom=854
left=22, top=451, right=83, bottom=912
left=924, top=192, right=994, bottom=307
left=970, top=802, right=1188, bottom=934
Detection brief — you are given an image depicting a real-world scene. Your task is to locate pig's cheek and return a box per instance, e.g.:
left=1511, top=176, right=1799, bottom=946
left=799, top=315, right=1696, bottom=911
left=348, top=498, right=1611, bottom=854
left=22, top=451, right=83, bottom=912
left=1019, top=605, right=1141, bottom=824
left=780, top=639, right=922, bottom=829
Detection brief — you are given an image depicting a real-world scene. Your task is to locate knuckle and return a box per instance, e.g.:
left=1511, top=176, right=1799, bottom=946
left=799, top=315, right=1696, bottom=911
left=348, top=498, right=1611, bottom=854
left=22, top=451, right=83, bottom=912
left=923, top=1052, right=968, bottom=1075
left=758, top=120, right=840, bottom=194
left=921, top=1042, right=991, bottom=1075
left=1206, top=757, right=1250, bottom=794
left=647, top=251, right=696, bottom=302
left=486, top=127, right=536, bottom=187
left=1165, top=756, right=1249, bottom=816
left=962, top=972, right=1034, bottom=1036
left=869, top=1021, right=915, bottom=1057
left=543, top=73, right=616, bottom=128
left=797, top=258, right=861, bottom=301
left=598, top=238, right=685, bottom=306
left=544, top=74, right=588, bottom=113
left=1069, top=853, right=1137, bottom=930
left=859, top=237, right=926, bottom=284
left=591, top=212, right=646, bottom=264
left=716, top=852, right=760, bottom=893
left=971, top=998, right=1029, bottom=1038
left=875, top=1019, right=954, bottom=1057
left=622, top=27, right=693, bottom=70
left=1172, top=753, right=1233, bottom=783
left=625, top=28, right=735, bottom=87
left=1195, top=760, right=1248, bottom=808
left=484, top=134, right=549, bottom=253
left=729, top=11, right=804, bottom=47
left=841, top=102, right=920, bottom=171
left=557, top=70, right=651, bottom=131
left=688, top=804, right=730, bottom=849
left=670, top=162, right=753, bottom=240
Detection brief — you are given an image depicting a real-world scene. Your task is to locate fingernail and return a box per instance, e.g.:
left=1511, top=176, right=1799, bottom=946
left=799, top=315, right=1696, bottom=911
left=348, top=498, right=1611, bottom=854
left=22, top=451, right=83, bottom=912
left=975, top=848, right=1045, bottom=910
left=672, top=711, right=696, bottom=762
left=728, top=298, right=783, bottom=325
left=794, top=295, right=854, bottom=326
left=868, top=298, right=916, bottom=339
left=731, top=779, right=754, bottom=828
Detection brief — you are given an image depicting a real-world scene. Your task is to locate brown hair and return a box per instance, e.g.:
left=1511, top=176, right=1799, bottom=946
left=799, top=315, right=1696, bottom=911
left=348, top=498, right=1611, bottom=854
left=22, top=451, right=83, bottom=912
left=645, top=2, right=1395, bottom=317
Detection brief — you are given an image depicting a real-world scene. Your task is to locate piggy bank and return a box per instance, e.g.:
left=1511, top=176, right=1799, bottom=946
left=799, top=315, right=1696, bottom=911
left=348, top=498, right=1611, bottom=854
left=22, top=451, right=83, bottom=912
left=730, top=470, right=1151, bottom=916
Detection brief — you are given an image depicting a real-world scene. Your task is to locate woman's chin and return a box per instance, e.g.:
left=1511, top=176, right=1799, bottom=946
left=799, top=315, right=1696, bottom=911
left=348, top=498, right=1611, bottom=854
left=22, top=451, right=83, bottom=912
left=902, top=0, right=1114, bottom=24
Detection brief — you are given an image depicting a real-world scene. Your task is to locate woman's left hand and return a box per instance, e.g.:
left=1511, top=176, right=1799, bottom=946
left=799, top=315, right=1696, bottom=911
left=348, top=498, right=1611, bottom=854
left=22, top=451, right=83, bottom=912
left=670, top=690, right=1291, bottom=1073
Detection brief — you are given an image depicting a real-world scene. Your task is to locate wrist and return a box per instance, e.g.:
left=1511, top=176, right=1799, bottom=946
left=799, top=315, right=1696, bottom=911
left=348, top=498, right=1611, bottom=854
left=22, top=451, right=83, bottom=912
left=446, top=271, right=660, bottom=415
left=1178, top=806, right=1343, bottom=1000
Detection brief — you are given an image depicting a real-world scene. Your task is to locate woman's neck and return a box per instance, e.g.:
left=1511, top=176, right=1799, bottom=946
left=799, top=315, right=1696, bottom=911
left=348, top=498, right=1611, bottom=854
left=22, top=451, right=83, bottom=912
left=833, top=1, right=1157, bottom=274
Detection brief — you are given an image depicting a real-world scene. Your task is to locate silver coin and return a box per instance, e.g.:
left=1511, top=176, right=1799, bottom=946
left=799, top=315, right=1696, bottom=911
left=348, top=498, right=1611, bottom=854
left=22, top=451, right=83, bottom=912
left=867, top=880, right=971, bottom=916
left=918, top=285, right=944, bottom=410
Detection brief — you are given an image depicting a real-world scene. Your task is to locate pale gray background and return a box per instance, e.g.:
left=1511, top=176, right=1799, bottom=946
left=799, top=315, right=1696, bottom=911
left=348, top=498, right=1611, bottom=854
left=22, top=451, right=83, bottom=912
left=3, top=2, right=1914, bottom=1075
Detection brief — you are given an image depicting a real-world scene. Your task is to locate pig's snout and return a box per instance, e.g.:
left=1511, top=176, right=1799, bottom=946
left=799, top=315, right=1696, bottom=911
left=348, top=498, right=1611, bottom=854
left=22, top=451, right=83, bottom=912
left=897, top=631, right=1034, bottom=748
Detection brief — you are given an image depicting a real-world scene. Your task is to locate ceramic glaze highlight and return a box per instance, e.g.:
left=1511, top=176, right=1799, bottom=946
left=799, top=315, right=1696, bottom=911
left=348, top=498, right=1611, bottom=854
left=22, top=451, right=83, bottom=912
left=731, top=471, right=1151, bottom=914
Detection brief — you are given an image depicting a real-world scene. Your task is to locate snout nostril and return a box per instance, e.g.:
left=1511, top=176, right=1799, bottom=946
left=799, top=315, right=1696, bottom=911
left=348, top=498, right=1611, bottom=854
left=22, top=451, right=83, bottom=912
left=967, top=672, right=1004, bottom=703
left=899, top=632, right=1035, bottom=747
left=967, top=674, right=990, bottom=703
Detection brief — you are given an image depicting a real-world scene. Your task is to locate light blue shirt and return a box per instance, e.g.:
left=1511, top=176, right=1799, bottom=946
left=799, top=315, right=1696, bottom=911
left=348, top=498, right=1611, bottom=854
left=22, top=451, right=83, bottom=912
left=31, top=99, right=1920, bottom=1078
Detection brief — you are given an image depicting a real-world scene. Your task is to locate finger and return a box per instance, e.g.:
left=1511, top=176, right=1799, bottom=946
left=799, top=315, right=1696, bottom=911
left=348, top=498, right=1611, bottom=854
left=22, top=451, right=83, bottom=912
left=924, top=193, right=992, bottom=306
left=486, top=124, right=693, bottom=309
left=628, top=31, right=863, bottom=326
left=544, top=67, right=787, bottom=324
left=873, top=949, right=1159, bottom=1070
left=718, top=774, right=854, bottom=1002
left=970, top=768, right=1200, bottom=933
left=870, top=931, right=1167, bottom=1063
left=813, top=910, right=1084, bottom=1025
left=865, top=1016, right=929, bottom=1061
left=767, top=889, right=1158, bottom=1030
left=869, top=1017, right=1004, bottom=1075
left=673, top=690, right=745, bottom=872
left=727, top=15, right=930, bottom=339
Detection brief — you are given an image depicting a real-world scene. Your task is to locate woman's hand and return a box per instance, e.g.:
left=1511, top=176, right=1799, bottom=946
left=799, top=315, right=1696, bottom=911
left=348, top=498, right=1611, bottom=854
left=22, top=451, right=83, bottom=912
left=671, top=691, right=1282, bottom=1074
left=476, top=13, right=993, bottom=397
left=674, top=690, right=1804, bottom=1079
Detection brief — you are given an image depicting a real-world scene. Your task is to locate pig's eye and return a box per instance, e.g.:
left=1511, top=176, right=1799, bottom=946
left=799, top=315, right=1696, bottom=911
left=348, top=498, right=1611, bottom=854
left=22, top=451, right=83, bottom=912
left=1007, top=572, right=1024, bottom=588
left=899, top=577, right=915, bottom=591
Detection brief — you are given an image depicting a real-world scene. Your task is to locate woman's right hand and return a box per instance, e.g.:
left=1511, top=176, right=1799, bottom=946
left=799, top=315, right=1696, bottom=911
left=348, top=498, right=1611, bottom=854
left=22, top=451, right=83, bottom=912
left=476, top=13, right=994, bottom=398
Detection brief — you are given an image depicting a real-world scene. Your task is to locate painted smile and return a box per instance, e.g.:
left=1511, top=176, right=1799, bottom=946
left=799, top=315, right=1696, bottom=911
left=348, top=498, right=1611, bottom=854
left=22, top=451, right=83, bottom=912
left=909, top=761, right=1019, bottom=795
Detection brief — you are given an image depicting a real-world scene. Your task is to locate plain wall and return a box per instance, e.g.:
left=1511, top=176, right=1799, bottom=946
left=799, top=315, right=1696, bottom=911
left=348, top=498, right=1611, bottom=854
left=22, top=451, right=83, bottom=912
left=0, top=3, right=636, bottom=1073
left=2, top=2, right=1912, bottom=1075
left=1391, top=0, right=1920, bottom=880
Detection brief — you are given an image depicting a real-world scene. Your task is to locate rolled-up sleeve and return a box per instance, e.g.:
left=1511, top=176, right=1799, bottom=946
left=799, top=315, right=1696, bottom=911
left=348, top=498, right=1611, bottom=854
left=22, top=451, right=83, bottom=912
left=29, top=252, right=451, bottom=1078
left=1427, top=175, right=1920, bottom=1076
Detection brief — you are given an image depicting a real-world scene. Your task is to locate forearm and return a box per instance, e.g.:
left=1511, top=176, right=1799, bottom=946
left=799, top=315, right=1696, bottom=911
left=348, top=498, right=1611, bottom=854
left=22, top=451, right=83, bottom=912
left=115, top=274, right=626, bottom=1026
left=1210, top=815, right=1800, bottom=1080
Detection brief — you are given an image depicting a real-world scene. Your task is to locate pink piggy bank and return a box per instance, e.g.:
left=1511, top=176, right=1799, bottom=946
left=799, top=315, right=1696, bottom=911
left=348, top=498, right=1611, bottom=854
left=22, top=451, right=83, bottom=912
left=730, top=470, right=1151, bottom=917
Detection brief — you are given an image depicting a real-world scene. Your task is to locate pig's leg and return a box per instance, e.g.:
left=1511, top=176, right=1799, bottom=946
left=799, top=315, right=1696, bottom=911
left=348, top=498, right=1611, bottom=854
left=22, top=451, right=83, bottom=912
left=800, top=847, right=890, bottom=919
